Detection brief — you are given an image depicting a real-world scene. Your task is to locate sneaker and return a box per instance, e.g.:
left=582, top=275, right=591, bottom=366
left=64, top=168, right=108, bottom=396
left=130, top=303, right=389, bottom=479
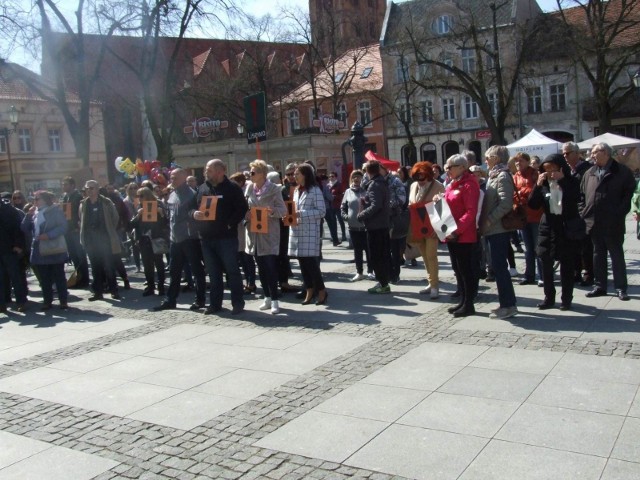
left=259, top=298, right=272, bottom=311
left=537, top=280, right=544, bottom=287
left=367, top=273, right=376, bottom=280
left=271, top=300, right=280, bottom=314
left=368, top=284, right=391, bottom=294
left=509, top=268, right=518, bottom=277
left=430, top=288, right=440, bottom=300
left=419, top=285, right=431, bottom=295
left=351, top=273, right=366, bottom=282
left=490, top=306, right=518, bottom=319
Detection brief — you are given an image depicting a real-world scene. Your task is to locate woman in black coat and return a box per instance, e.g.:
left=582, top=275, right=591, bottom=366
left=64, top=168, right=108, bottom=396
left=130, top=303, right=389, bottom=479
left=528, top=154, right=583, bottom=311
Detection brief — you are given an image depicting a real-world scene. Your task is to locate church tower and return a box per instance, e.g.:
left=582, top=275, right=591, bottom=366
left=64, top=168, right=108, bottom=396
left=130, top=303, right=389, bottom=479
left=309, top=0, right=387, bottom=57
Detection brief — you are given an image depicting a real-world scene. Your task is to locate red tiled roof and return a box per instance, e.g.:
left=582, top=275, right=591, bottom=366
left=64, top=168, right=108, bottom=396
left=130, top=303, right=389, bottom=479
left=0, top=61, right=82, bottom=103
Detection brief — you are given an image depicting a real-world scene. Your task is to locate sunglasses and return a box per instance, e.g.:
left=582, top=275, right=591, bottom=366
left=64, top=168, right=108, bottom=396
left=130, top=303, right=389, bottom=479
left=250, top=171, right=257, bottom=176
left=285, top=172, right=294, bottom=176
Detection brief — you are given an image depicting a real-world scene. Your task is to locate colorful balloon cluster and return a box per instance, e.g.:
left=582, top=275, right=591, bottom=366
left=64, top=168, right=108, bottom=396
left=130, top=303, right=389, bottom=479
left=114, top=157, right=180, bottom=185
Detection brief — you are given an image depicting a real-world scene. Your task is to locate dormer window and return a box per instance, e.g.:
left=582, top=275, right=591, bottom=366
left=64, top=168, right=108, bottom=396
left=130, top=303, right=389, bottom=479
left=335, top=72, right=345, bottom=83
left=360, top=67, right=373, bottom=79
left=433, top=15, right=454, bottom=35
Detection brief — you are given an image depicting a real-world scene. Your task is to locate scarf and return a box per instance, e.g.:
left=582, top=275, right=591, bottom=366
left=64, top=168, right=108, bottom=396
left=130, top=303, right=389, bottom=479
left=488, top=163, right=509, bottom=179
left=548, top=180, right=563, bottom=215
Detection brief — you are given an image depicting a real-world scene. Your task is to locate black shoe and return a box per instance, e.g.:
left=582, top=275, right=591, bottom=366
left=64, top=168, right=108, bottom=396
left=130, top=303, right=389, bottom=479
left=616, top=290, right=630, bottom=301
left=190, top=302, right=205, bottom=311
left=453, top=308, right=475, bottom=318
left=204, top=306, right=222, bottom=315
left=447, top=304, right=463, bottom=314
left=519, top=279, right=536, bottom=285
left=559, top=303, right=571, bottom=311
left=537, top=299, right=555, bottom=310
left=516, top=246, right=524, bottom=253
left=316, top=291, right=329, bottom=305
left=295, top=291, right=306, bottom=299
left=479, top=270, right=487, bottom=280
left=231, top=306, right=244, bottom=315
left=586, top=288, right=607, bottom=298
left=41, top=303, right=53, bottom=311
left=153, top=302, right=176, bottom=311
left=88, top=294, right=103, bottom=302
left=181, top=284, right=194, bottom=292
left=123, top=278, right=131, bottom=290
left=142, top=288, right=154, bottom=297
left=579, top=279, right=594, bottom=287
left=485, top=275, right=495, bottom=282
left=111, top=292, right=121, bottom=300
left=158, top=287, right=165, bottom=296
left=450, top=290, right=461, bottom=298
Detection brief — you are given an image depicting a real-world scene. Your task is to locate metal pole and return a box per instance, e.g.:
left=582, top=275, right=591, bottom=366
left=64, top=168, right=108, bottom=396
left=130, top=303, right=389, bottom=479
left=2, top=129, right=15, bottom=192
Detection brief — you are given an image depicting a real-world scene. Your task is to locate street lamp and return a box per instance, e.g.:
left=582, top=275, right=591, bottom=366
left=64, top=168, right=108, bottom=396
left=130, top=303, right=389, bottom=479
left=1, top=105, right=19, bottom=192
left=237, top=123, right=244, bottom=136
left=633, top=70, right=640, bottom=89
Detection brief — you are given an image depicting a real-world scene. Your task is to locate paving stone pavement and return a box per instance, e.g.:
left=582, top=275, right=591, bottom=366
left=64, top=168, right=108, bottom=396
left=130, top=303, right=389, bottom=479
left=1, top=219, right=639, bottom=479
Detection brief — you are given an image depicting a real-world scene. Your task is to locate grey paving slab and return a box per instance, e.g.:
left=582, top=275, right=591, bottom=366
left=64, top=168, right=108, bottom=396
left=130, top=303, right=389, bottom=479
left=190, top=325, right=265, bottom=345
left=46, top=350, right=133, bottom=373
left=459, top=439, right=606, bottom=480
left=345, top=424, right=488, bottom=480
left=401, top=342, right=488, bottom=366
left=0, top=330, right=108, bottom=364
left=87, top=355, right=178, bottom=381
left=362, top=358, right=463, bottom=391
left=286, top=333, right=370, bottom=357
left=629, top=389, right=640, bottom=418
left=235, top=330, right=318, bottom=349
left=313, top=383, right=429, bottom=422
left=128, top=390, right=245, bottom=430
left=582, top=315, right=640, bottom=343
left=398, top=392, right=520, bottom=438
left=0, top=440, right=119, bottom=480
left=611, top=417, right=640, bottom=463
left=254, top=410, right=389, bottom=463
left=438, top=367, right=544, bottom=402
left=54, top=317, right=150, bottom=333
left=496, top=403, right=624, bottom=457
left=0, top=367, right=79, bottom=395
left=27, top=372, right=129, bottom=406
left=135, top=359, right=237, bottom=390
left=469, top=347, right=563, bottom=375
left=550, top=353, right=640, bottom=384
left=102, top=330, right=184, bottom=355
left=600, top=459, right=640, bottom=480
left=509, top=317, right=592, bottom=337
left=448, top=316, right=517, bottom=333
left=0, top=431, right=51, bottom=469
left=527, top=375, right=638, bottom=415
left=243, top=349, right=343, bottom=375
left=192, top=368, right=296, bottom=399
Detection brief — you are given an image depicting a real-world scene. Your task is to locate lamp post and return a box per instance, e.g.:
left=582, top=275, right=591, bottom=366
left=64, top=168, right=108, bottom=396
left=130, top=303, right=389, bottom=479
left=237, top=123, right=244, bottom=137
left=1, top=106, right=19, bottom=192
left=347, top=121, right=367, bottom=169
left=633, top=70, right=640, bottom=90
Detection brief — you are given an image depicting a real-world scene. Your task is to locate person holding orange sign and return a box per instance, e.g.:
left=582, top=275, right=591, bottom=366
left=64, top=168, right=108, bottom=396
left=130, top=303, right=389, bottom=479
left=245, top=160, right=287, bottom=315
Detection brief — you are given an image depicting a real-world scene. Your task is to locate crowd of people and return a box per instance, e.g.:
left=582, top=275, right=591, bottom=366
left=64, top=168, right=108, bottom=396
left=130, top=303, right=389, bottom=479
left=0, top=140, right=638, bottom=318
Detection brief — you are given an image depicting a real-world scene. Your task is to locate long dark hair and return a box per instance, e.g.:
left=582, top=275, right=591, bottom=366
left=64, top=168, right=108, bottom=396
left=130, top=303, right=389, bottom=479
left=296, top=164, right=317, bottom=188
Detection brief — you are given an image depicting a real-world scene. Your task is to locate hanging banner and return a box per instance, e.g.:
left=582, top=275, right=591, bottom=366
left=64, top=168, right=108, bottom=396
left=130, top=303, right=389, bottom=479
left=141, top=201, right=158, bottom=222
left=244, top=92, right=267, bottom=144
left=283, top=201, right=298, bottom=227
left=409, top=203, right=433, bottom=240
left=426, top=198, right=457, bottom=241
left=197, top=196, right=218, bottom=221
left=250, top=207, right=269, bottom=233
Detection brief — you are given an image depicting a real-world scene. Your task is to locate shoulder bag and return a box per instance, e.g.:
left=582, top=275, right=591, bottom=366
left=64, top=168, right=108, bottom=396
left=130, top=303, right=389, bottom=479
left=39, top=236, right=68, bottom=256
left=501, top=175, right=527, bottom=231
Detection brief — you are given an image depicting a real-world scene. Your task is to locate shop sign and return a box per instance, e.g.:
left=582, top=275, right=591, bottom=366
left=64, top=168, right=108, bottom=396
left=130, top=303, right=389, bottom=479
left=183, top=118, right=229, bottom=138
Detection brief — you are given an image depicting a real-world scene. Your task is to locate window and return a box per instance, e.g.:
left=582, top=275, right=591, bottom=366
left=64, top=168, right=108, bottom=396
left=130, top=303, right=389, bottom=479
left=420, top=100, right=434, bottom=122
left=550, top=84, right=566, bottom=111
left=417, top=62, right=430, bottom=80
left=486, top=49, right=496, bottom=70
left=434, top=14, right=453, bottom=35
left=357, top=100, right=372, bottom=126
left=309, top=107, right=320, bottom=126
left=287, top=109, right=300, bottom=134
left=442, top=98, right=455, bottom=121
left=526, top=87, right=542, bottom=113
left=18, top=128, right=31, bottom=153
left=48, top=128, right=61, bottom=152
left=399, top=103, right=411, bottom=124
left=461, top=49, right=475, bottom=73
left=337, top=103, right=348, bottom=124
left=0, top=136, right=6, bottom=154
left=442, top=56, right=454, bottom=75
left=360, top=67, right=373, bottom=79
left=395, top=57, right=410, bottom=83
left=335, top=72, right=345, bottom=83
left=464, top=96, right=478, bottom=119
left=487, top=93, right=498, bottom=117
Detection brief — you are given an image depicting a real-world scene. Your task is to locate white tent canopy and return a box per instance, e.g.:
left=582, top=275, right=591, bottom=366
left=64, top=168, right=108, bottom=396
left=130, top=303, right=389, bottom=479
left=506, top=129, right=562, bottom=157
left=577, top=132, right=640, bottom=150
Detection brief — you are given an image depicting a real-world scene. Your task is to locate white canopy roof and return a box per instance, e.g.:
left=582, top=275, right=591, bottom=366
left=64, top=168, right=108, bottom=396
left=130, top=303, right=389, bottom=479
left=506, top=129, right=562, bottom=157
left=577, top=132, right=640, bottom=150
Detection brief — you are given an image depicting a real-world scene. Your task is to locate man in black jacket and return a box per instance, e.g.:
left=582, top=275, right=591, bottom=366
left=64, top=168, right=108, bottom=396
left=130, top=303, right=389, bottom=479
left=62, top=176, right=90, bottom=288
left=0, top=194, right=27, bottom=312
left=580, top=142, right=636, bottom=301
left=192, top=159, right=248, bottom=315
left=153, top=169, right=207, bottom=311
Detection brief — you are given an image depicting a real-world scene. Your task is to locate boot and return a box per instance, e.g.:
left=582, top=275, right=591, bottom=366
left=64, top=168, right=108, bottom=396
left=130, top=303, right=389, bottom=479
left=271, top=300, right=280, bottom=314
left=259, top=298, right=272, bottom=310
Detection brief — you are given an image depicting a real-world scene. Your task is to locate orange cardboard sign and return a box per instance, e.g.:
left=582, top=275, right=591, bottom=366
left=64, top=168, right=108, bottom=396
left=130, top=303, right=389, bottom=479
left=141, top=201, right=158, bottom=222
left=250, top=207, right=269, bottom=234
left=283, top=201, right=298, bottom=227
left=409, top=203, right=433, bottom=239
left=197, top=196, right=217, bottom=221
left=61, top=203, right=72, bottom=220
left=289, top=186, right=297, bottom=201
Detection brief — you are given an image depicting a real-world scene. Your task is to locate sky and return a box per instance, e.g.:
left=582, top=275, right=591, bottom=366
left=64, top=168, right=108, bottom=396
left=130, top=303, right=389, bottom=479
left=6, top=0, right=562, bottom=71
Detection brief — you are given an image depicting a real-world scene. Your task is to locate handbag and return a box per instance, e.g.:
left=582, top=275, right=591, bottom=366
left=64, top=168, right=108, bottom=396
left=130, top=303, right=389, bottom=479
left=39, top=235, right=68, bottom=256
left=501, top=175, right=527, bottom=231
left=390, top=208, right=410, bottom=239
left=151, top=237, right=169, bottom=255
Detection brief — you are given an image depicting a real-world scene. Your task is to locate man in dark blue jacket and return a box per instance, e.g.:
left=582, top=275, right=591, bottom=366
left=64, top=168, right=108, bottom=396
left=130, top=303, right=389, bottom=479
left=193, top=159, right=248, bottom=315
left=0, top=194, right=27, bottom=312
left=154, top=169, right=206, bottom=311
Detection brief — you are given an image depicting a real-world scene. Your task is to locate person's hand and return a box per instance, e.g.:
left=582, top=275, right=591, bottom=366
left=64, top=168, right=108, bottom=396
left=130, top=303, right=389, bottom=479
left=432, top=194, right=442, bottom=202
left=12, top=246, right=22, bottom=255
left=28, top=206, right=37, bottom=216
left=445, top=232, right=459, bottom=242
left=537, top=173, right=547, bottom=186
left=194, top=210, right=206, bottom=220
left=551, top=169, right=564, bottom=181
left=634, top=213, right=639, bottom=221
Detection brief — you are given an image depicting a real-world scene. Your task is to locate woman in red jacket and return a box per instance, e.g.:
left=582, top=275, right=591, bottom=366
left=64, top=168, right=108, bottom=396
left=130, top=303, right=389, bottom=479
left=441, top=154, right=481, bottom=317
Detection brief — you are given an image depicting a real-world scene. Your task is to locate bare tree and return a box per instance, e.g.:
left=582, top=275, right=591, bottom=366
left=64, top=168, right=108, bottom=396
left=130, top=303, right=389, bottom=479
left=554, top=0, right=640, bottom=133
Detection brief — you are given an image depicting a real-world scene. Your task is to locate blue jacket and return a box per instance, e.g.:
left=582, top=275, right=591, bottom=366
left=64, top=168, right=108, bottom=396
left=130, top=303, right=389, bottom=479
left=22, top=205, right=68, bottom=265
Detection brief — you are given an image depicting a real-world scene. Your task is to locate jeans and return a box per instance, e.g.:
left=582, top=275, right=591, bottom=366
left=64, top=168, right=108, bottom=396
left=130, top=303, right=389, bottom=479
left=487, top=232, right=516, bottom=308
left=200, top=237, right=244, bottom=310
left=0, top=252, right=28, bottom=306
left=592, top=230, right=627, bottom=292
left=256, top=254, right=279, bottom=300
left=521, top=222, right=542, bottom=281
left=139, top=236, right=165, bottom=289
left=37, top=263, right=68, bottom=304
left=86, top=238, right=117, bottom=295
left=65, top=229, right=89, bottom=284
left=166, top=239, right=206, bottom=305
left=350, top=229, right=370, bottom=274
left=389, top=236, right=406, bottom=282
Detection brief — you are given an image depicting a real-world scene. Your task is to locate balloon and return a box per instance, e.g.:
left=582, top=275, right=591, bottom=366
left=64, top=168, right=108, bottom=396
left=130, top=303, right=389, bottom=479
left=135, top=158, right=145, bottom=175
left=119, top=158, right=136, bottom=176
left=114, top=156, right=124, bottom=172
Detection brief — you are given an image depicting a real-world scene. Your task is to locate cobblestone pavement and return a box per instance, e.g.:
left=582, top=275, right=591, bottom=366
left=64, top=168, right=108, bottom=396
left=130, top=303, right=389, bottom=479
left=1, top=221, right=639, bottom=479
